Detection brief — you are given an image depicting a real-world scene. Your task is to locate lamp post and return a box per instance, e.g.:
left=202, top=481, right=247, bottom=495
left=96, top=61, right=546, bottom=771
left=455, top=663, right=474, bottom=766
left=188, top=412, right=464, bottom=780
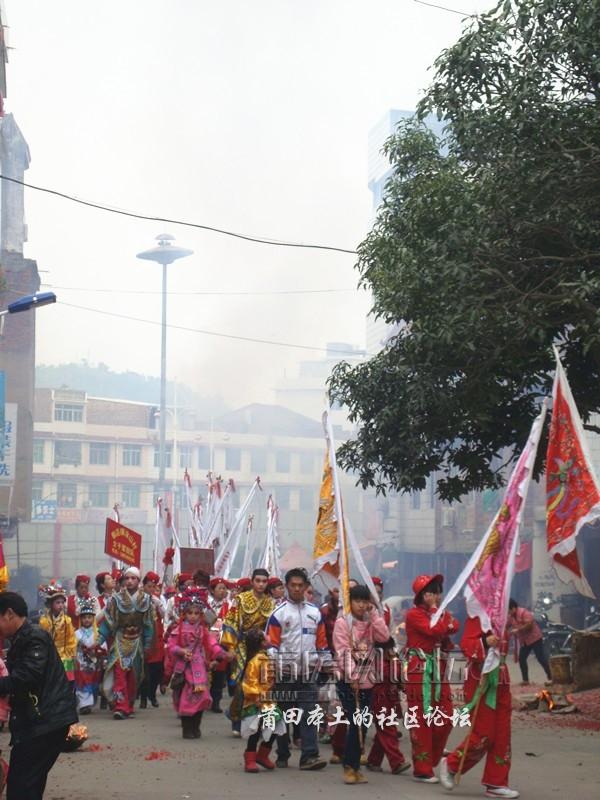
left=136, top=235, right=193, bottom=493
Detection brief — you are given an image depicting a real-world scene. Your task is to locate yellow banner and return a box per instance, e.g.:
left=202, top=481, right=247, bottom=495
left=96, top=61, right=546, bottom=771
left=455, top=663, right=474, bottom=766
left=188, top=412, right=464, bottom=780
left=313, top=450, right=339, bottom=577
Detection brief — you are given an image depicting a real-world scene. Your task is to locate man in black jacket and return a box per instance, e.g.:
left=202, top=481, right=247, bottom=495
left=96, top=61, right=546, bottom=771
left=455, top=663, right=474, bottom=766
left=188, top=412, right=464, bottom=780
left=0, top=591, right=78, bottom=799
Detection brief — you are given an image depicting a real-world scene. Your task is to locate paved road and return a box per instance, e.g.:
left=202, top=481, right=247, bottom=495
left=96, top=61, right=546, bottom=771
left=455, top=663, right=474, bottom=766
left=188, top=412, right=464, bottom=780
left=28, top=698, right=600, bottom=800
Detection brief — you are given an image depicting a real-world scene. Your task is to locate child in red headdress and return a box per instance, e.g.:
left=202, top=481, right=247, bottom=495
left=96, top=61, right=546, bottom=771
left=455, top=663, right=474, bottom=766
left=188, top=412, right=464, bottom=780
left=167, top=587, right=233, bottom=738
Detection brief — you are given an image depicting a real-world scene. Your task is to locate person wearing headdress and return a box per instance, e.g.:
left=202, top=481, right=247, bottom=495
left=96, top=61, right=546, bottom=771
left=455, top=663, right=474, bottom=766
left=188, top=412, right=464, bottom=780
left=95, top=571, right=115, bottom=611
left=167, top=586, right=232, bottom=738
left=97, top=566, right=155, bottom=720
left=67, top=574, right=99, bottom=629
left=39, top=582, right=77, bottom=683
left=74, top=599, right=106, bottom=714
left=221, top=569, right=275, bottom=735
left=164, top=573, right=194, bottom=627
left=207, top=577, right=231, bottom=713
left=404, top=574, right=459, bottom=783
left=139, top=571, right=165, bottom=709
left=267, top=576, right=285, bottom=606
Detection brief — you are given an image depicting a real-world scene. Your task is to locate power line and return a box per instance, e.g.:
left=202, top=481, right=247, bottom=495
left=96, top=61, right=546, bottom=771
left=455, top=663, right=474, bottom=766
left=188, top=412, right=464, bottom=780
left=0, top=174, right=358, bottom=255
left=40, top=283, right=358, bottom=297
left=56, top=300, right=368, bottom=357
left=413, top=0, right=472, bottom=16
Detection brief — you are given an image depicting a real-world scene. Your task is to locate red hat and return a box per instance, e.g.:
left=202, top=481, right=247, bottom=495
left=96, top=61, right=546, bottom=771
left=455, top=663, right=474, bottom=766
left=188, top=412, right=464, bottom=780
left=371, top=576, right=383, bottom=588
left=267, top=576, right=283, bottom=587
left=209, top=577, right=227, bottom=590
left=177, top=572, right=193, bottom=586
left=95, top=571, right=110, bottom=583
left=237, top=578, right=252, bottom=590
left=75, top=574, right=90, bottom=586
left=412, top=574, right=443, bottom=600
left=143, top=571, right=161, bottom=584
left=164, top=585, right=176, bottom=597
left=111, top=566, right=122, bottom=581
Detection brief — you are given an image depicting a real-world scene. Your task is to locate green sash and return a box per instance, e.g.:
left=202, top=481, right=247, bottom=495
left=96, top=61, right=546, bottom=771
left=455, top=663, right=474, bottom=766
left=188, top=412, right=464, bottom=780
left=407, top=647, right=441, bottom=712
left=463, top=663, right=501, bottom=712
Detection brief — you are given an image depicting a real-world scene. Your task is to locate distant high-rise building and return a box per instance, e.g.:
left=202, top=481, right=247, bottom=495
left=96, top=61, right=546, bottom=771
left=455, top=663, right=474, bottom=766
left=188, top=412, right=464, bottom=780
left=366, top=110, right=444, bottom=354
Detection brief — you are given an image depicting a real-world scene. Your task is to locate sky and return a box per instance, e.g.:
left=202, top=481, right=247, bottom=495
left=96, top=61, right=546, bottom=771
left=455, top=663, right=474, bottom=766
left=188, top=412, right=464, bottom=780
left=5, top=0, right=491, bottom=407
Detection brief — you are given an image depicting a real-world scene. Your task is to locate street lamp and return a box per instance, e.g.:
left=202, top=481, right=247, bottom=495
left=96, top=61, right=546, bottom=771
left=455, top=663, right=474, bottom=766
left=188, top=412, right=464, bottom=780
left=0, top=291, right=57, bottom=334
left=136, top=235, right=193, bottom=493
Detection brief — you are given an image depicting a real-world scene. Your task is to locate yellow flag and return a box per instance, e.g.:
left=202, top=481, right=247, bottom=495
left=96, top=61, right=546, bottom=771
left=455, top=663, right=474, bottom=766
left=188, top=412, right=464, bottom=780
left=313, top=449, right=340, bottom=579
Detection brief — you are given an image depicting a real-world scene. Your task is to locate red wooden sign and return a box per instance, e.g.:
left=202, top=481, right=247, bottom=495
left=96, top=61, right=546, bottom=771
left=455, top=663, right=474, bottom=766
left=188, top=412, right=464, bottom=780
left=105, top=518, right=142, bottom=567
left=179, top=547, right=215, bottom=576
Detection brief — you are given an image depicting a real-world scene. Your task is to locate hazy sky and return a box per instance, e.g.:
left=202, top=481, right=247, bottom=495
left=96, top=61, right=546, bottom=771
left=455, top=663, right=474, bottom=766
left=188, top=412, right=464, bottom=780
left=7, top=0, right=490, bottom=406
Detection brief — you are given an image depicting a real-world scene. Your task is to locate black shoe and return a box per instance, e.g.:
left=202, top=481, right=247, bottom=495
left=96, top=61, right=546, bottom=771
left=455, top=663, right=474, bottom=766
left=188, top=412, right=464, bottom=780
left=211, top=701, right=223, bottom=713
left=276, top=758, right=289, bottom=768
left=150, top=698, right=159, bottom=708
left=113, top=711, right=126, bottom=720
left=182, top=718, right=195, bottom=739
left=299, top=757, right=327, bottom=771
left=139, top=698, right=147, bottom=709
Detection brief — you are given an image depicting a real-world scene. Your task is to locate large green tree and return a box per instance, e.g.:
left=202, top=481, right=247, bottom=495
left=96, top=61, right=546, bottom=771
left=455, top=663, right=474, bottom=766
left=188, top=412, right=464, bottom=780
left=330, top=0, right=600, bottom=501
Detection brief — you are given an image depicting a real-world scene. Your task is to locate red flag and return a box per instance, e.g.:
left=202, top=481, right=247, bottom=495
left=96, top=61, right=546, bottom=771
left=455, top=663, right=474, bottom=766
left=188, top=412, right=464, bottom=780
left=546, top=352, right=596, bottom=597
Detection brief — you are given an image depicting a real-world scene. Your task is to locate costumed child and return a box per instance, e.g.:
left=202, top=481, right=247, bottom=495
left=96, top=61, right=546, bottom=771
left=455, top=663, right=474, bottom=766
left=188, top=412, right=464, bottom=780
left=74, top=600, right=106, bottom=713
left=167, top=586, right=232, bottom=739
left=240, top=627, right=285, bottom=773
left=403, top=574, right=459, bottom=783
left=39, top=582, right=77, bottom=684
left=439, top=615, right=518, bottom=799
left=366, top=637, right=409, bottom=775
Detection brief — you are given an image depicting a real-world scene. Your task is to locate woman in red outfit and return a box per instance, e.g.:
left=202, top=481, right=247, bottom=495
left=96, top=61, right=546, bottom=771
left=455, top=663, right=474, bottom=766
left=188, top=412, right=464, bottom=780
left=439, top=615, right=518, bottom=799
left=404, top=574, right=459, bottom=783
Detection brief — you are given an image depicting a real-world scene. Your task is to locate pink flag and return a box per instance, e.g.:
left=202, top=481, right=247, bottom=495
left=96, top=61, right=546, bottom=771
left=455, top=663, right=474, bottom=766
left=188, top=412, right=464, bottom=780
left=546, top=351, right=597, bottom=597
left=432, top=403, right=547, bottom=668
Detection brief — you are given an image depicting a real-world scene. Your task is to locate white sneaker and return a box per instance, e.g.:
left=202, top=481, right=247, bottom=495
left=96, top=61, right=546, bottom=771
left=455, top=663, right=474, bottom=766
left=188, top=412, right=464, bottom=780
left=413, top=775, right=440, bottom=784
left=485, top=787, right=520, bottom=799
left=439, top=758, right=455, bottom=791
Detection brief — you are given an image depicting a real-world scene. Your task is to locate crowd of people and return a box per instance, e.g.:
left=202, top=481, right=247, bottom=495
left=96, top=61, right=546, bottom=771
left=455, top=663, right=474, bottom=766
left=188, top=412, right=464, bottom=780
left=0, top=566, right=531, bottom=799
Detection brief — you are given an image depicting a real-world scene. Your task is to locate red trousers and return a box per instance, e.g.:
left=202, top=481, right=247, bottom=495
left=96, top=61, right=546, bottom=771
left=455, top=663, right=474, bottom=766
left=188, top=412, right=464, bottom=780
left=367, top=684, right=406, bottom=771
left=446, top=671, right=512, bottom=787
left=112, top=663, right=137, bottom=715
left=404, top=663, right=453, bottom=778
left=331, top=718, right=346, bottom=757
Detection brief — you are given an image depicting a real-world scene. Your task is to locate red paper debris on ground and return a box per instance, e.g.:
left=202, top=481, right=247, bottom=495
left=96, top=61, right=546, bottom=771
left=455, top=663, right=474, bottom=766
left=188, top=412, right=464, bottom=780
left=87, top=744, right=105, bottom=752
left=144, top=750, right=173, bottom=761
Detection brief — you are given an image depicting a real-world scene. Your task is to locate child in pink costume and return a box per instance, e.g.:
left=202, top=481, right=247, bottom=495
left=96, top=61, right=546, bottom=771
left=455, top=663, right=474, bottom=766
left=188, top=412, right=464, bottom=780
left=167, top=587, right=231, bottom=738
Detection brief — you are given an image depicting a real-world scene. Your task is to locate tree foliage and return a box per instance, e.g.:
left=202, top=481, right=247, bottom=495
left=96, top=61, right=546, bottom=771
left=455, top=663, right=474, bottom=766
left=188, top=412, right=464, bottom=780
left=329, top=0, right=600, bottom=501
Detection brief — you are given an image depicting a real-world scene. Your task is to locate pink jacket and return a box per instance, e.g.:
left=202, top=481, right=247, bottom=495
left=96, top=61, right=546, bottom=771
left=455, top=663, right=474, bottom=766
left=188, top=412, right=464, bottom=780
left=332, top=611, right=390, bottom=688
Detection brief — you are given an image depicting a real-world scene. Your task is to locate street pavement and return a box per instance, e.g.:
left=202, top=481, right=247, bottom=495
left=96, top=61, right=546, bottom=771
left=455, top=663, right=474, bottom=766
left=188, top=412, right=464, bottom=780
left=30, top=698, right=600, bottom=800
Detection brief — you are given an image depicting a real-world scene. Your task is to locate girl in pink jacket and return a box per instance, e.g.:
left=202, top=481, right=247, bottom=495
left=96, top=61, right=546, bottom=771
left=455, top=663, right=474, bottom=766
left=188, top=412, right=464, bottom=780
left=332, top=584, right=390, bottom=785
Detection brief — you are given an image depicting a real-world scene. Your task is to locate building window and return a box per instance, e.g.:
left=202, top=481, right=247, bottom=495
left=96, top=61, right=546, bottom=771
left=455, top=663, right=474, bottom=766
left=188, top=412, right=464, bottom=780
left=225, top=448, right=241, bottom=471
left=299, top=453, right=314, bottom=474
left=54, top=403, right=84, bottom=422
left=153, top=445, right=172, bottom=469
left=122, top=484, right=140, bottom=508
left=198, top=445, right=211, bottom=470
left=123, top=445, right=142, bottom=467
left=33, top=440, right=45, bottom=464
left=299, top=487, right=314, bottom=511
left=276, top=486, right=291, bottom=509
left=179, top=446, right=192, bottom=469
left=250, top=449, right=266, bottom=473
left=31, top=481, right=43, bottom=502
left=89, top=442, right=110, bottom=465
left=57, top=483, right=77, bottom=508
left=54, top=440, right=82, bottom=467
left=276, top=451, right=290, bottom=473
left=89, top=484, right=109, bottom=507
